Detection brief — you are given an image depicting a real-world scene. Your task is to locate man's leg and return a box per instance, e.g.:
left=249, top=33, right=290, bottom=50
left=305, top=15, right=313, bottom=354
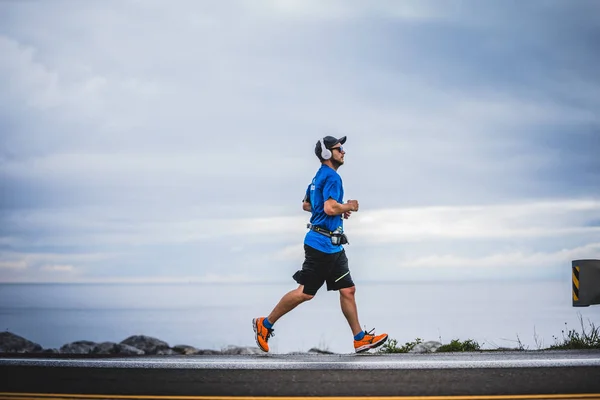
left=253, top=285, right=314, bottom=353
left=254, top=244, right=323, bottom=353
left=339, top=286, right=362, bottom=336
left=332, top=251, right=388, bottom=353
left=268, top=285, right=314, bottom=324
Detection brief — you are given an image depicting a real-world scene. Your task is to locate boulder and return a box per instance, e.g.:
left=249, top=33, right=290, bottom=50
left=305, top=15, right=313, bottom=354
left=221, top=345, right=263, bottom=355
left=195, top=349, right=222, bottom=355
left=308, top=347, right=334, bottom=354
left=173, top=345, right=200, bottom=355
left=88, top=342, right=145, bottom=355
left=42, top=348, right=59, bottom=354
left=0, top=332, right=43, bottom=353
left=120, top=335, right=170, bottom=355
left=155, top=348, right=177, bottom=355
left=409, top=340, right=442, bottom=353
left=60, top=340, right=97, bottom=354
left=92, top=342, right=118, bottom=354
left=116, top=343, right=145, bottom=355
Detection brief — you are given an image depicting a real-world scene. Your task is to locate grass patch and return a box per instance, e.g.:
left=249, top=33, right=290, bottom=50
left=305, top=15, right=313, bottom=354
left=377, top=314, right=599, bottom=354
left=437, top=339, right=481, bottom=352
left=548, top=316, right=600, bottom=350
left=378, top=338, right=423, bottom=353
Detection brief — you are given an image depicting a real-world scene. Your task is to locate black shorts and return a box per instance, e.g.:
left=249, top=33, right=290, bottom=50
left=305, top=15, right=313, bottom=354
left=292, top=244, right=355, bottom=296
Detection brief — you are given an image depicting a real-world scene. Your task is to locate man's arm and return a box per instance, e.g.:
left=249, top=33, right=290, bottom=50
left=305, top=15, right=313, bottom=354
left=302, top=201, right=311, bottom=212
left=302, top=186, right=311, bottom=212
left=324, top=199, right=358, bottom=216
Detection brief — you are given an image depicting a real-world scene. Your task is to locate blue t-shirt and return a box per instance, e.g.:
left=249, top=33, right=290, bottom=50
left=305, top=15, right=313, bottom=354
left=304, top=165, right=345, bottom=253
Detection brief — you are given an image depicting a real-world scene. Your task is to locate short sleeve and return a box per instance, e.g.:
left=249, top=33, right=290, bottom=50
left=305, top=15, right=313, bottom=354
left=323, top=175, right=342, bottom=202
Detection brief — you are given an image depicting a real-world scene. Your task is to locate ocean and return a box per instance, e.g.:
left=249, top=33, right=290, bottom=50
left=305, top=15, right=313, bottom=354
left=1, top=280, right=598, bottom=354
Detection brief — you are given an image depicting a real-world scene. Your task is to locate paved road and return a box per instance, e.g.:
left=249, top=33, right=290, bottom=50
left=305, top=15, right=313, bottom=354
left=0, top=350, right=599, bottom=398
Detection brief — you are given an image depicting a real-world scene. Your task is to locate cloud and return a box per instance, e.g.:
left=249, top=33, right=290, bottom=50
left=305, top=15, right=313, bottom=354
left=6, top=198, right=596, bottom=249
left=408, top=242, right=600, bottom=269
left=0, top=0, right=598, bottom=283
left=257, top=0, right=442, bottom=21
left=0, top=260, right=27, bottom=270
left=0, top=272, right=262, bottom=285
left=0, top=36, right=62, bottom=111
left=0, top=251, right=115, bottom=276
left=271, top=244, right=305, bottom=262
left=40, top=264, right=75, bottom=273
left=351, top=199, right=600, bottom=243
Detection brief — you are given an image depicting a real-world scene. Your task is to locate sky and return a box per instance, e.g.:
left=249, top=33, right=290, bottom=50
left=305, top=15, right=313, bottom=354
left=1, top=0, right=599, bottom=285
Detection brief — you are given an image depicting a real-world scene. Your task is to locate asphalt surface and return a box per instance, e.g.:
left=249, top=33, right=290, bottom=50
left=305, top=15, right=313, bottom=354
left=1, top=350, right=599, bottom=397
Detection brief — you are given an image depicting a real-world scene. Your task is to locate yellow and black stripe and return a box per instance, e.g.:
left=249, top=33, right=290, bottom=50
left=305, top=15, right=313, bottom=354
left=573, top=265, right=580, bottom=302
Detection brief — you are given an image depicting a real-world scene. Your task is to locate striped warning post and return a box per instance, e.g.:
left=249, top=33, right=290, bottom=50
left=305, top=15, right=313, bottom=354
left=572, top=265, right=580, bottom=303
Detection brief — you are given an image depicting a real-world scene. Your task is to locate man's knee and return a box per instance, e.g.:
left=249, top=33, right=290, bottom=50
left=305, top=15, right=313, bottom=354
left=301, top=292, right=315, bottom=301
left=340, top=286, right=356, bottom=298
left=296, top=286, right=315, bottom=301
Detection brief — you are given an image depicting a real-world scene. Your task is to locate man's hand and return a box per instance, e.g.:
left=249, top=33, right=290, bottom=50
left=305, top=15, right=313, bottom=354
left=324, top=199, right=359, bottom=216
left=346, top=199, right=359, bottom=212
left=343, top=211, right=352, bottom=219
left=302, top=201, right=311, bottom=212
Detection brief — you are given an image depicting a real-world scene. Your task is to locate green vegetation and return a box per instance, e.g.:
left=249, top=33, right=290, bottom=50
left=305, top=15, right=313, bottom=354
left=377, top=337, right=481, bottom=353
left=378, top=337, right=423, bottom=353
left=437, top=338, right=481, bottom=352
left=549, top=317, right=600, bottom=350
left=377, top=314, right=600, bottom=354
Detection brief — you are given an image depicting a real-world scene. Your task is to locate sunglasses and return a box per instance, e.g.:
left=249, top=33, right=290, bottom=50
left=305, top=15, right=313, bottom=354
left=330, top=146, right=344, bottom=152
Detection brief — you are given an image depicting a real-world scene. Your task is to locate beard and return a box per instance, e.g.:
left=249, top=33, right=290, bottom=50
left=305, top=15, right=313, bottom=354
left=331, top=158, right=344, bottom=168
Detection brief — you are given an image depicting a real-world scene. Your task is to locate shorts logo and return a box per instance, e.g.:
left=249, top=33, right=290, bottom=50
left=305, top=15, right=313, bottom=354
left=335, top=271, right=350, bottom=283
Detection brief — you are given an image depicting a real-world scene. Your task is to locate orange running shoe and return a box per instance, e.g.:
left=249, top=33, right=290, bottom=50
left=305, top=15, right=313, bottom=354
left=252, top=317, right=275, bottom=353
left=354, top=328, right=388, bottom=353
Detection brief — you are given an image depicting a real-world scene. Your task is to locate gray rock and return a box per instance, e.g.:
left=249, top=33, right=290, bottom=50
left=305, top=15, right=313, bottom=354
left=60, top=340, right=97, bottom=354
left=156, top=348, right=177, bottom=355
left=308, top=347, right=334, bottom=354
left=120, top=335, right=170, bottom=355
left=195, top=349, right=222, bottom=355
left=92, top=342, right=118, bottom=354
left=0, top=332, right=43, bottom=353
left=221, top=345, right=263, bottom=355
left=409, top=340, right=442, bottom=353
left=173, top=345, right=200, bottom=355
left=116, top=343, right=145, bottom=355
left=42, top=348, right=59, bottom=354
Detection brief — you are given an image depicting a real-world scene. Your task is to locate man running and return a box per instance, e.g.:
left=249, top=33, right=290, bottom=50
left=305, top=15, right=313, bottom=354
left=253, top=135, right=388, bottom=353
